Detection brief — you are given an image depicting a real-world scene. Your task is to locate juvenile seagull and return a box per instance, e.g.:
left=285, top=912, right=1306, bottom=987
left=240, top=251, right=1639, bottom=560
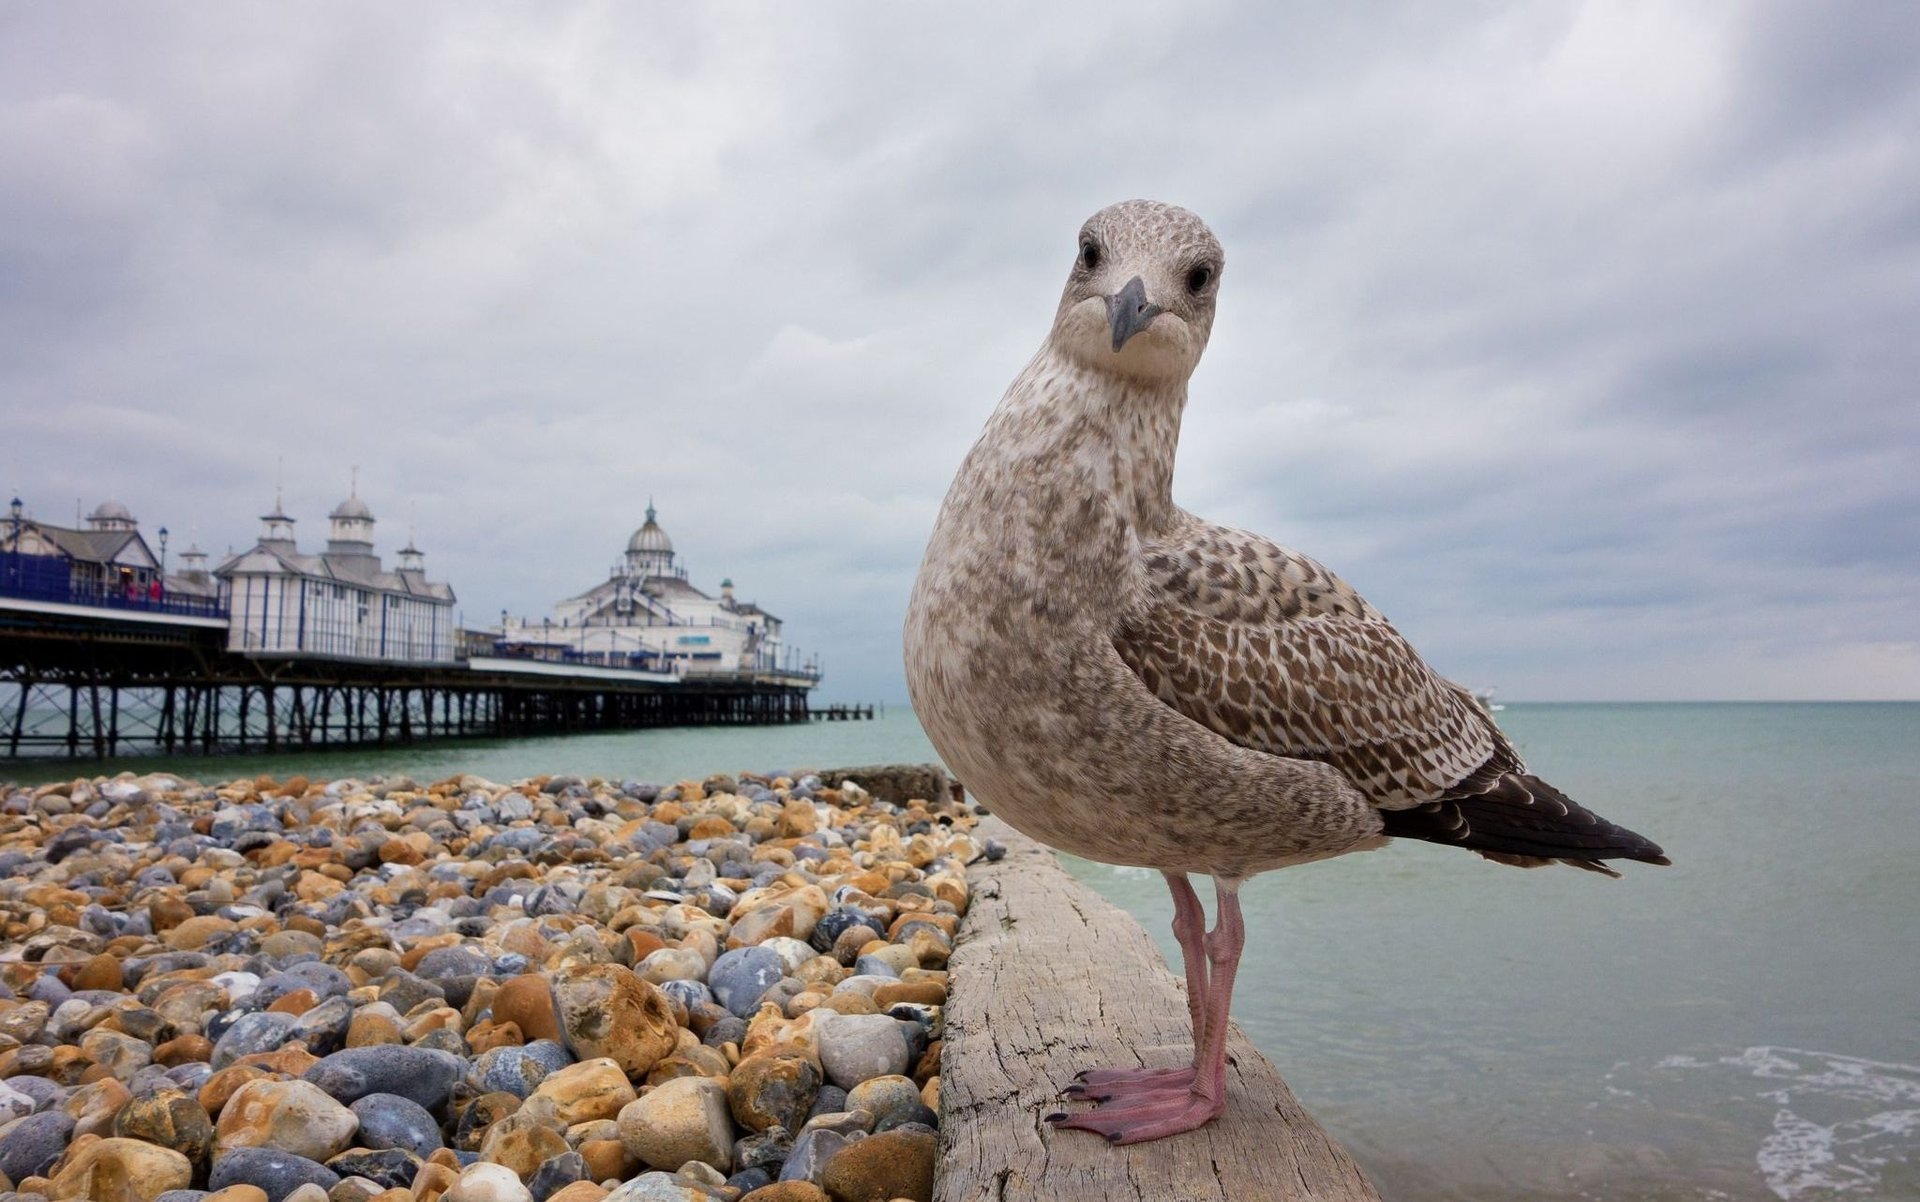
left=904, top=199, right=1667, bottom=1145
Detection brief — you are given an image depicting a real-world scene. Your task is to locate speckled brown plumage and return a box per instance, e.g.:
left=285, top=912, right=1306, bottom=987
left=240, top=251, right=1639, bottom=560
left=904, top=198, right=1665, bottom=1144
left=905, top=199, right=1666, bottom=880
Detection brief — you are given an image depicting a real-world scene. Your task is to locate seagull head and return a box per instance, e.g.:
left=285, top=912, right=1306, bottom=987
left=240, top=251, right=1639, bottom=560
left=1051, top=199, right=1224, bottom=383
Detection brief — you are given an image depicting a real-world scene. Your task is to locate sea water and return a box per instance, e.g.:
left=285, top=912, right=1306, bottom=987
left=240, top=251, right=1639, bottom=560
left=1065, top=702, right=1920, bottom=1201
left=7, top=702, right=1915, bottom=1200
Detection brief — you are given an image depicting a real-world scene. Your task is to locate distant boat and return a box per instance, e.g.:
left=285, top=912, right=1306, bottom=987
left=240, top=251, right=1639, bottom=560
left=1472, top=687, right=1506, bottom=713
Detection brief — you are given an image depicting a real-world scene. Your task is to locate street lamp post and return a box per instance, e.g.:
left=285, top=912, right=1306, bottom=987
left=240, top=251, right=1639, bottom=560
left=157, top=526, right=169, bottom=604
left=5, top=497, right=20, bottom=594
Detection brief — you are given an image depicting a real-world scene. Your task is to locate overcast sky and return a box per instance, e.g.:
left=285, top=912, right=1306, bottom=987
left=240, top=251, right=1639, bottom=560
left=3, top=3, right=1916, bottom=703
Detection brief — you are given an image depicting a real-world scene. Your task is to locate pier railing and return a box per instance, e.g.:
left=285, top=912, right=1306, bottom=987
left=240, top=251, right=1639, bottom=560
left=0, top=566, right=228, bottom=620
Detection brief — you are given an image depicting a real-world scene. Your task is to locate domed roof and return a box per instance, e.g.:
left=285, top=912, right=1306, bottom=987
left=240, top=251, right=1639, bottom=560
left=330, top=493, right=374, bottom=521
left=88, top=499, right=134, bottom=523
left=627, top=502, right=672, bottom=556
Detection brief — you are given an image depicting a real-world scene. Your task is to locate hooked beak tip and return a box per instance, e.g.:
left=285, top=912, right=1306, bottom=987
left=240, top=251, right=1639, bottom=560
left=1106, top=276, right=1162, bottom=352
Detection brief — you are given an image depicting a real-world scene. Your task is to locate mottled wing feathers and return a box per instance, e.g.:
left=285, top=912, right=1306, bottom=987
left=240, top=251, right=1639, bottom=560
left=1115, top=519, right=1513, bottom=808
left=1114, top=517, right=1668, bottom=872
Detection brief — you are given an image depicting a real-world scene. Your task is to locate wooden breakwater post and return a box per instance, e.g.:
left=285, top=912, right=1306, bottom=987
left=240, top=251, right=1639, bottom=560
left=937, top=815, right=1380, bottom=1202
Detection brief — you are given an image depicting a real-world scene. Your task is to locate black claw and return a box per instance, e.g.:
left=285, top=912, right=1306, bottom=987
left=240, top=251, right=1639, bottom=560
left=1072, top=1069, right=1090, bottom=1082
left=1062, top=1085, right=1087, bottom=1099
left=1045, top=1112, right=1067, bottom=1124
left=1107, top=1131, right=1124, bottom=1143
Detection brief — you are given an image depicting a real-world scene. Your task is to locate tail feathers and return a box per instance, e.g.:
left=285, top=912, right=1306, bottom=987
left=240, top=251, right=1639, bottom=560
left=1379, top=773, right=1669, bottom=878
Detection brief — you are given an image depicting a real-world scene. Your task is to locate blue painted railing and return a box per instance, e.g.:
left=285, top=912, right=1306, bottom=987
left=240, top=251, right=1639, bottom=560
left=0, top=556, right=228, bottom=619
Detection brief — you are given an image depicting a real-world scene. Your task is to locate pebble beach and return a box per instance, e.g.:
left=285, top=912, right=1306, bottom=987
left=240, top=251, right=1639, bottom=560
left=0, top=763, right=983, bottom=1202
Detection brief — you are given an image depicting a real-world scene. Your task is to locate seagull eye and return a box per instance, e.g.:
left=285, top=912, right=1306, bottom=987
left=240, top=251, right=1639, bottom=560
left=1079, top=240, right=1100, bottom=271
left=1186, top=263, right=1215, bottom=293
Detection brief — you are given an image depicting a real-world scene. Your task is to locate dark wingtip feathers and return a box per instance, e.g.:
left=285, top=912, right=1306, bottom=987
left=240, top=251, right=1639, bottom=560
left=1383, top=772, right=1668, bottom=875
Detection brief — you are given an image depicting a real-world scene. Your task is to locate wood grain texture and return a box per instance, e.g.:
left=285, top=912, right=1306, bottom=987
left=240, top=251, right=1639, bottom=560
left=937, top=816, right=1381, bottom=1201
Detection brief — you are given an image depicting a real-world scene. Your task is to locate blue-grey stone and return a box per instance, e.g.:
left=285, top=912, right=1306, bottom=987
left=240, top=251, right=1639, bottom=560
left=121, top=951, right=205, bottom=988
left=527, top=1150, right=589, bottom=1201
left=817, top=1014, right=912, bottom=1089
left=851, top=954, right=901, bottom=979
left=288, top=996, right=354, bottom=1056
left=324, top=1146, right=421, bottom=1189
left=658, top=979, right=714, bottom=1013
left=733, top=1125, right=794, bottom=1175
left=709, top=946, right=785, bottom=1018
left=702, top=1015, right=748, bottom=1050
left=80, top=903, right=123, bottom=937
left=166, top=1062, right=214, bottom=1092
left=210, top=1147, right=341, bottom=1201
left=0, top=1108, right=73, bottom=1182
left=414, top=945, right=492, bottom=981
left=251, top=971, right=316, bottom=1009
left=375, top=968, right=445, bottom=1014
left=468, top=1040, right=572, bottom=1098
left=779, top=1128, right=851, bottom=1183
left=875, top=1100, right=940, bottom=1132
left=810, top=908, right=887, bottom=954
left=604, top=1172, right=733, bottom=1201
left=688, top=884, right=737, bottom=917
left=212, top=1010, right=296, bottom=1069
left=349, top=1092, right=444, bottom=1157
left=304, top=1045, right=465, bottom=1110
left=525, top=884, right=579, bottom=917
left=281, top=961, right=353, bottom=998
left=806, top=1084, right=849, bottom=1123
left=489, top=828, right=546, bottom=854
left=494, top=952, right=530, bottom=976
left=5, top=1075, right=64, bottom=1110
left=26, top=973, right=71, bottom=1006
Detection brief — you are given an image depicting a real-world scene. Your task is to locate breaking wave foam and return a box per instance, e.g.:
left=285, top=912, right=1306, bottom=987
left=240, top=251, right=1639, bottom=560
left=1719, top=1046, right=1920, bottom=1199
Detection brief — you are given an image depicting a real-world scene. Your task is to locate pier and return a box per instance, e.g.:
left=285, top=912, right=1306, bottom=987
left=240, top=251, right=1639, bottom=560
left=1, top=590, right=814, bottom=760
left=811, top=702, right=876, bottom=721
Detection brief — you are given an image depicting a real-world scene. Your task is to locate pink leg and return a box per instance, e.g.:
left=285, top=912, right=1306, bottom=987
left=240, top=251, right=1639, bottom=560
left=1065, top=872, right=1209, bottom=1100
left=1050, top=878, right=1246, bottom=1143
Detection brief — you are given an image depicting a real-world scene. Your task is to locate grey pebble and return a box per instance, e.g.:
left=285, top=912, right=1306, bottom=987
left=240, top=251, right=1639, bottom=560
left=349, top=1092, right=444, bottom=1157
left=304, top=1045, right=465, bottom=1110
left=708, top=945, right=785, bottom=1018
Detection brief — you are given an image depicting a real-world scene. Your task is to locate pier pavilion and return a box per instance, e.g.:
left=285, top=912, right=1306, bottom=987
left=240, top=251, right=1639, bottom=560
left=0, top=498, right=166, bottom=604
left=503, top=503, right=809, bottom=678
left=217, top=489, right=457, bottom=662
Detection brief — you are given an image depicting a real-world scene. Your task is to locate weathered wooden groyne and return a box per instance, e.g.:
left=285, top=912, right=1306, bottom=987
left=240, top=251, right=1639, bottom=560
left=936, top=815, right=1380, bottom=1201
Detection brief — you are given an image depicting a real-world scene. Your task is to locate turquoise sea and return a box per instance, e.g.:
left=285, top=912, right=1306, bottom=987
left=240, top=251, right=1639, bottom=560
left=6, top=702, right=1916, bottom=1201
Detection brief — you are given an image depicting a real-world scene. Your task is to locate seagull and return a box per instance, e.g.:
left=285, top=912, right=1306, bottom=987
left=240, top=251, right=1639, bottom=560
left=904, top=199, right=1668, bottom=1145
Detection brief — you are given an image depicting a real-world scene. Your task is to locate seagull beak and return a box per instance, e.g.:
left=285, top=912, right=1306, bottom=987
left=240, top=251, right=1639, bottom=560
left=1105, top=276, right=1163, bottom=352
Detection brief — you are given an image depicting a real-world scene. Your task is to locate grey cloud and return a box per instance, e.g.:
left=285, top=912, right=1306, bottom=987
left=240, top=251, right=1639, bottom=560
left=1, top=2, right=1915, bottom=704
